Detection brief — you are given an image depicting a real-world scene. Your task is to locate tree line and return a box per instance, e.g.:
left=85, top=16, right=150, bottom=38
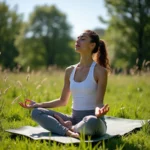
left=102, top=0, right=150, bottom=72
left=0, top=2, right=78, bottom=70
left=0, top=1, right=150, bottom=72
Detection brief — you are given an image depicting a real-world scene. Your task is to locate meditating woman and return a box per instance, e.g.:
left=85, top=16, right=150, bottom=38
left=19, top=30, right=110, bottom=138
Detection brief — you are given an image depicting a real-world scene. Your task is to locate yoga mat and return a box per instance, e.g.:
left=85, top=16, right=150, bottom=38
left=6, top=116, right=147, bottom=144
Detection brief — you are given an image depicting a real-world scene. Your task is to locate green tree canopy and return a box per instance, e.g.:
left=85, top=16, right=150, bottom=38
left=15, top=5, right=77, bottom=69
left=103, top=0, right=150, bottom=70
left=0, top=2, right=22, bottom=69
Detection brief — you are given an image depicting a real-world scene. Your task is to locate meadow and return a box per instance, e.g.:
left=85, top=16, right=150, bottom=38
left=0, top=69, right=150, bottom=150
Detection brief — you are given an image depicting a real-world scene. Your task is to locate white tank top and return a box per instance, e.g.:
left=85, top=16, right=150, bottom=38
left=70, top=61, right=98, bottom=110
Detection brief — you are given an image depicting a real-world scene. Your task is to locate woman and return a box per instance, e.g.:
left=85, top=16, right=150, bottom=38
left=19, top=30, right=110, bottom=138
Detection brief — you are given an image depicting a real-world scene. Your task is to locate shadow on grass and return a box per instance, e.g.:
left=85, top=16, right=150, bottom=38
left=103, top=136, right=138, bottom=150
left=103, top=128, right=145, bottom=150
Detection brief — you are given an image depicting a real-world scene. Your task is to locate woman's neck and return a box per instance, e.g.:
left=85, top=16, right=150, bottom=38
left=79, top=55, right=93, bottom=67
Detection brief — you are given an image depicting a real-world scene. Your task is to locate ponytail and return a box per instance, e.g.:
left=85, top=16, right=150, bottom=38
left=97, top=40, right=111, bottom=72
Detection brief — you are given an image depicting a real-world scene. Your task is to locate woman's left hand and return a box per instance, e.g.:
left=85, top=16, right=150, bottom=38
left=95, top=104, right=109, bottom=118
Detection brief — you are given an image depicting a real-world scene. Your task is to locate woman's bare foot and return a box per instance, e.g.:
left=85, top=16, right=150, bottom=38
left=66, top=130, right=79, bottom=138
left=54, top=114, right=72, bottom=128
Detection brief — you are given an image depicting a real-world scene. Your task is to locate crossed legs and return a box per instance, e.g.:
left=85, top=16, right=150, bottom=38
left=31, top=108, right=107, bottom=138
left=54, top=114, right=106, bottom=137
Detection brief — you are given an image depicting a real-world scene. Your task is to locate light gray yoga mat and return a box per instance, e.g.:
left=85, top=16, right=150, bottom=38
left=6, top=116, right=146, bottom=144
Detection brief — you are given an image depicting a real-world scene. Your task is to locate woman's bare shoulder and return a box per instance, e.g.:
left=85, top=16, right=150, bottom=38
left=95, top=63, right=108, bottom=78
left=65, top=64, right=76, bottom=77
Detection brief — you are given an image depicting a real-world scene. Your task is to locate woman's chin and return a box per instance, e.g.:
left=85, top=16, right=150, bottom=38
left=75, top=48, right=81, bottom=53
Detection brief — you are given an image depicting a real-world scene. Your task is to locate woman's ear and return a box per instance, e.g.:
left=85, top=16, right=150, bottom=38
left=90, top=42, right=96, bottom=50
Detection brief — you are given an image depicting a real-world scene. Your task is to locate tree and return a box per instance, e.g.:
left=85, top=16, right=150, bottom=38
left=15, top=5, right=77, bottom=69
left=0, top=2, right=22, bottom=69
left=103, top=0, right=150, bottom=71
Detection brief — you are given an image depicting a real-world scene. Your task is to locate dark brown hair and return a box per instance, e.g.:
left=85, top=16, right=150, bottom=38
left=85, top=30, right=111, bottom=72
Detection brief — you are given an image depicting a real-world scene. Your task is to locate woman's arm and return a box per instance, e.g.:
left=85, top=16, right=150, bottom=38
left=19, top=66, right=73, bottom=109
left=94, top=65, right=109, bottom=117
left=37, top=66, right=72, bottom=108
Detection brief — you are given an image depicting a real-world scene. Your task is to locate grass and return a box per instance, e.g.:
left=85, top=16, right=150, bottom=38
left=0, top=70, right=150, bottom=150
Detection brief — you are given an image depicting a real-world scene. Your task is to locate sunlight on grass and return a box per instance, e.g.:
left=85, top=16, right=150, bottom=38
left=0, top=71, right=150, bottom=150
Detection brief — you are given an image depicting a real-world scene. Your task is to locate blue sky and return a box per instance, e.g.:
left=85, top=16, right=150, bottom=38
left=6, top=0, right=109, bottom=38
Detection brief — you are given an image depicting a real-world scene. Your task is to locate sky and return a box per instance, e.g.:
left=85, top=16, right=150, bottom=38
left=5, top=0, right=109, bottom=38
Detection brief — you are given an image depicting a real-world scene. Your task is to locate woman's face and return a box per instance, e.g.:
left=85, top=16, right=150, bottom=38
left=75, top=32, right=95, bottom=54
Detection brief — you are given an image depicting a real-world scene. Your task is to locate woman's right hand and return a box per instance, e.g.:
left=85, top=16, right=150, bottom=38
left=19, top=99, right=38, bottom=109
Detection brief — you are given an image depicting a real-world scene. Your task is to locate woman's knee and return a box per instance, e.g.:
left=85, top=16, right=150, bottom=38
left=83, top=115, right=106, bottom=136
left=83, top=115, right=98, bottom=125
left=31, top=108, right=41, bottom=120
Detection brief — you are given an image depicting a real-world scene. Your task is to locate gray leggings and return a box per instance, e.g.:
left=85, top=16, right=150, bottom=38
left=31, top=108, right=107, bottom=136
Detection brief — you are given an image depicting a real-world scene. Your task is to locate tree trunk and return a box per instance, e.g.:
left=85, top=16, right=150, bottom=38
left=137, top=0, right=144, bottom=73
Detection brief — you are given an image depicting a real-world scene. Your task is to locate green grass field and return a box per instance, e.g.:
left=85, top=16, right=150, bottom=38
left=0, top=70, right=150, bottom=150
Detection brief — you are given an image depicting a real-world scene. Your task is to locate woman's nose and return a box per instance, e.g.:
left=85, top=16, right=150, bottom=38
left=76, top=39, right=80, bottom=43
left=75, top=41, right=78, bottom=45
